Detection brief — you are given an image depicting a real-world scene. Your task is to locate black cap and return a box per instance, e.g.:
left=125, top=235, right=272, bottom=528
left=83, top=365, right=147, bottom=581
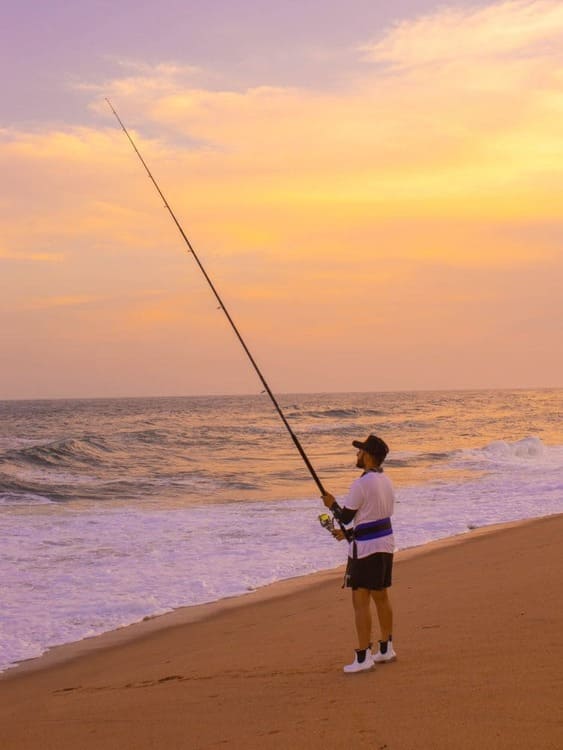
left=352, top=434, right=389, bottom=463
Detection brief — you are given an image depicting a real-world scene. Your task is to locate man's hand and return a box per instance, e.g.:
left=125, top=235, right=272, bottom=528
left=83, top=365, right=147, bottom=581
left=321, top=492, right=335, bottom=509
left=331, top=528, right=346, bottom=541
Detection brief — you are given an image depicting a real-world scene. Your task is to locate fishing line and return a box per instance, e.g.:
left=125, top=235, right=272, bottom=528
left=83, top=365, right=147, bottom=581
left=106, top=98, right=329, bottom=498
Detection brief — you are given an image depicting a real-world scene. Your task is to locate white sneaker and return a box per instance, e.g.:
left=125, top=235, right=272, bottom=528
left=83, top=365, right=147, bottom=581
left=343, top=650, right=375, bottom=673
left=372, top=640, right=397, bottom=663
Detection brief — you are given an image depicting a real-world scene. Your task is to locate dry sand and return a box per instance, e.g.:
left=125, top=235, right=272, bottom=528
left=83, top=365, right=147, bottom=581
left=1, top=514, right=562, bottom=749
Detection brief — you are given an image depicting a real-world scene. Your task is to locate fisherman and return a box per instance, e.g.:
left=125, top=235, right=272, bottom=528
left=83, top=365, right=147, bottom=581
left=322, top=434, right=396, bottom=673
left=109, top=102, right=395, bottom=674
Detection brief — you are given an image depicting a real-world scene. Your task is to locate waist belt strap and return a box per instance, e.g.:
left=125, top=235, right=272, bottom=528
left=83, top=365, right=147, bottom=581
left=353, top=518, right=393, bottom=541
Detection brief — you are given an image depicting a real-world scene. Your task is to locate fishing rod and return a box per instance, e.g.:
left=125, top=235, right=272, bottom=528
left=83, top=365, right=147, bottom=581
left=106, top=99, right=333, bottom=503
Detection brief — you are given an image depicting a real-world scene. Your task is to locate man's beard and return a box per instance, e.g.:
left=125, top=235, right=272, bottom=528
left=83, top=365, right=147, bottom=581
left=356, top=454, right=365, bottom=469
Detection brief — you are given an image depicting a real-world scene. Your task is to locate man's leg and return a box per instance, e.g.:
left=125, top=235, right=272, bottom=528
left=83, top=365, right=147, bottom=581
left=371, top=587, right=393, bottom=641
left=352, top=588, right=372, bottom=649
left=343, top=588, right=375, bottom=672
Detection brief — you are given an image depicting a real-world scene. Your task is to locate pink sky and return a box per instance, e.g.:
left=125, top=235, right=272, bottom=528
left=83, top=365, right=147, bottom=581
left=1, top=0, right=562, bottom=398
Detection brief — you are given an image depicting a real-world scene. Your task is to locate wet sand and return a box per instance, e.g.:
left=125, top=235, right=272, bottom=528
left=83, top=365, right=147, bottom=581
left=1, top=514, right=562, bottom=749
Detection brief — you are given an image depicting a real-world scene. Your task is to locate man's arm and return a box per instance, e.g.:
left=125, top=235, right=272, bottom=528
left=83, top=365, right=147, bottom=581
left=321, top=492, right=358, bottom=525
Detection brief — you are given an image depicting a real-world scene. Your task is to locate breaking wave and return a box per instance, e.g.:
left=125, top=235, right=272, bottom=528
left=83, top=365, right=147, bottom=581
left=4, top=436, right=112, bottom=469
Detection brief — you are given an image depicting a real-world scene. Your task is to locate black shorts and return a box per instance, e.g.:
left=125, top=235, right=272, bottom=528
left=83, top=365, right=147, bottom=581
left=345, top=552, right=393, bottom=590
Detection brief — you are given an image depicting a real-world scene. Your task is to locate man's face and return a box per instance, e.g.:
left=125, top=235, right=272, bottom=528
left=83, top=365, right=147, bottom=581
left=356, top=449, right=365, bottom=469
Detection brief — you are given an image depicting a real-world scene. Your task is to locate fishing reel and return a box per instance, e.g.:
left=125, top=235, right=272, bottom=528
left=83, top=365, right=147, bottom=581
left=318, top=513, right=335, bottom=533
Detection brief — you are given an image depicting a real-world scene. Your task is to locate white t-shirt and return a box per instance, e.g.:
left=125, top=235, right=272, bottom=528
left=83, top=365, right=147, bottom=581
left=344, top=471, right=395, bottom=558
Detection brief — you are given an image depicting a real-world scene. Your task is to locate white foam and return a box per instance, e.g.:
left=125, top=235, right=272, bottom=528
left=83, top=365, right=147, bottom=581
left=459, top=436, right=558, bottom=466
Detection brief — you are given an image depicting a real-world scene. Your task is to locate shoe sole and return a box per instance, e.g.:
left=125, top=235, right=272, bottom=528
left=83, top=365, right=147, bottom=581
left=343, top=664, right=375, bottom=674
left=373, top=655, right=397, bottom=664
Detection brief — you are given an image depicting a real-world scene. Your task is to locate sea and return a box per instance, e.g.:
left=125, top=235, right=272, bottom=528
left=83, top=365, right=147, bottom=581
left=0, top=389, right=561, bottom=673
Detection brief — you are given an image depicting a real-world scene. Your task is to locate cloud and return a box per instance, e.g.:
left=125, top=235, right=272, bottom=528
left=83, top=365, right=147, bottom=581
left=0, top=248, right=63, bottom=262
left=68, top=2, right=563, bottom=232
left=2, top=1, right=563, bottom=395
left=363, top=0, right=563, bottom=67
left=27, top=295, right=102, bottom=309
left=21, top=287, right=169, bottom=312
left=4, top=1, right=563, bottom=256
left=75, top=59, right=204, bottom=98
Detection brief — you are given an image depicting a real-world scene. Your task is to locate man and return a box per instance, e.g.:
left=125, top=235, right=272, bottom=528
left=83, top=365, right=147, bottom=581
left=322, top=434, right=396, bottom=673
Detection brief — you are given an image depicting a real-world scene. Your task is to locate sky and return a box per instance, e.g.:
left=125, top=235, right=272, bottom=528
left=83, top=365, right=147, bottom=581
left=1, top=0, right=562, bottom=399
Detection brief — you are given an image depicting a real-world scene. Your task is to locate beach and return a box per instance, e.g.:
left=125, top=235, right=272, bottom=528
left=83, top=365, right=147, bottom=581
left=1, top=513, right=561, bottom=749
left=2, top=391, right=562, bottom=674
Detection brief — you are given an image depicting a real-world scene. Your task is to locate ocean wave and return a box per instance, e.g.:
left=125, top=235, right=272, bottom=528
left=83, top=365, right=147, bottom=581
left=387, top=438, right=562, bottom=473
left=118, top=429, right=173, bottom=445
left=3, top=435, right=113, bottom=469
left=285, top=407, right=384, bottom=420
left=386, top=457, right=415, bottom=468
left=419, top=450, right=456, bottom=461
left=0, top=470, right=84, bottom=504
left=456, top=436, right=560, bottom=468
left=385, top=419, right=435, bottom=430
left=0, top=490, right=54, bottom=506
left=391, top=437, right=561, bottom=471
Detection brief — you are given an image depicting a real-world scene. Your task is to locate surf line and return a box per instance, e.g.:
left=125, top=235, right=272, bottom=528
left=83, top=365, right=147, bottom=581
left=106, top=99, right=344, bottom=527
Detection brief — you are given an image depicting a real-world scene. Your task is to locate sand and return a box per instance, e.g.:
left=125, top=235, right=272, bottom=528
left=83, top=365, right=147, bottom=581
left=1, top=514, right=562, bottom=750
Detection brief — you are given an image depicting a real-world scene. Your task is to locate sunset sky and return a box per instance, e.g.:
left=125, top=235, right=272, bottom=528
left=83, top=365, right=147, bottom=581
left=2, top=0, right=562, bottom=398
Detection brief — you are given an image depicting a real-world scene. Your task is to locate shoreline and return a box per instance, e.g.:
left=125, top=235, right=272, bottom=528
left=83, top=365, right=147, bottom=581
left=2, top=513, right=557, bottom=681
